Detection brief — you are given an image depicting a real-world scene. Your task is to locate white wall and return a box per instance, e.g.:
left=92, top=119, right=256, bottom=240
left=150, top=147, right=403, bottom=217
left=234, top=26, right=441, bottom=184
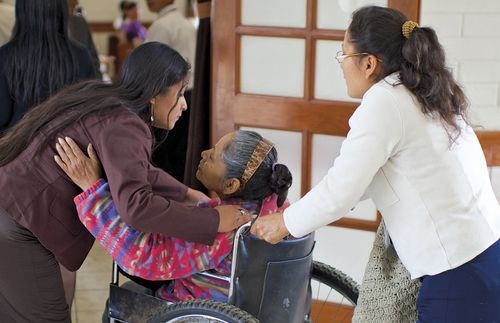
left=421, top=0, right=500, bottom=129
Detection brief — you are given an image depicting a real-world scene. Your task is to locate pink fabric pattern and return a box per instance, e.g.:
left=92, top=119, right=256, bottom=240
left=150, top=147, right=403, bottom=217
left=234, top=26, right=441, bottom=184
left=74, top=179, right=288, bottom=302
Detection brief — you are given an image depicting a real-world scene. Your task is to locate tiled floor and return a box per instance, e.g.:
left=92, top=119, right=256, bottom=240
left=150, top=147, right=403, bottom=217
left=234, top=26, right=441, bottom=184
left=71, top=243, right=121, bottom=323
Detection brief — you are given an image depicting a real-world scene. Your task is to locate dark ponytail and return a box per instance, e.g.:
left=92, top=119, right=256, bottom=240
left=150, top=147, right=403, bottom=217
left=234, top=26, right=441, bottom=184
left=223, top=130, right=293, bottom=207
left=349, top=6, right=469, bottom=142
left=400, top=26, right=468, bottom=140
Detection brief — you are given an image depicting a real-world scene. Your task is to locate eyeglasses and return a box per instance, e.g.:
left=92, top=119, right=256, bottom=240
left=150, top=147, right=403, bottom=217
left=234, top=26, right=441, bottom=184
left=335, top=50, right=370, bottom=63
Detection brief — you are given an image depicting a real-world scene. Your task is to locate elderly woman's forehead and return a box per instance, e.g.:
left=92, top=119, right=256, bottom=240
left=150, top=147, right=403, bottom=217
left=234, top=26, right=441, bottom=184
left=215, top=132, right=236, bottom=150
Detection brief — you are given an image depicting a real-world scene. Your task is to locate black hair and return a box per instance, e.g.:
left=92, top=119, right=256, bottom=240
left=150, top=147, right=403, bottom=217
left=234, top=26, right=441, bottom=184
left=120, top=1, right=137, bottom=20
left=3, top=0, right=79, bottom=110
left=0, top=42, right=190, bottom=166
left=348, top=6, right=468, bottom=142
left=222, top=130, right=292, bottom=207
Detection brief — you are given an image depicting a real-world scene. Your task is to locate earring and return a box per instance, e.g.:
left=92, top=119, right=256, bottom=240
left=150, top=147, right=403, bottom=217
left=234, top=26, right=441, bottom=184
left=150, top=102, right=155, bottom=123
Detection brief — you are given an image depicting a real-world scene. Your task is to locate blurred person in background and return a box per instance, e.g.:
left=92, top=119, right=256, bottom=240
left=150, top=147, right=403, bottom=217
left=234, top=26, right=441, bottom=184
left=120, top=0, right=147, bottom=47
left=67, top=0, right=102, bottom=77
left=0, top=0, right=15, bottom=46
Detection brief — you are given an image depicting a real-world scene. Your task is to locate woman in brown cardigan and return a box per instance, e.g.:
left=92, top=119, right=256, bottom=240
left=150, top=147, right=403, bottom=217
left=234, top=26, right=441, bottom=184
left=0, top=42, right=251, bottom=322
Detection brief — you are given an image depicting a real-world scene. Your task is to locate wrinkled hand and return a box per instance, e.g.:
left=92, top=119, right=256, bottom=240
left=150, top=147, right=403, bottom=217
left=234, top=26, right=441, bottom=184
left=250, top=212, right=290, bottom=244
left=54, top=137, right=102, bottom=191
left=215, top=205, right=253, bottom=232
left=184, top=188, right=210, bottom=206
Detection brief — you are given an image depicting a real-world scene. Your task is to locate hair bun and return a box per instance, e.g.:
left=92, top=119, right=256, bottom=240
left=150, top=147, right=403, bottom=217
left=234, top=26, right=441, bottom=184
left=270, top=163, right=292, bottom=206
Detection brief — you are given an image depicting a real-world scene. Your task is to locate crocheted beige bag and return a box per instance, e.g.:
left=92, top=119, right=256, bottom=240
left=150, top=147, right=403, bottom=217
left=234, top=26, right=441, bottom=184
left=352, top=222, right=420, bottom=323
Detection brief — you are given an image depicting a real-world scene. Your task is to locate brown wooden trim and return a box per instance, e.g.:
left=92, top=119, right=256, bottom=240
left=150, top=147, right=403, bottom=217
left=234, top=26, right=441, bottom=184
left=306, top=0, right=316, bottom=101
left=311, top=29, right=346, bottom=40
left=306, top=36, right=315, bottom=101
left=197, top=1, right=212, bottom=19
left=303, top=0, right=314, bottom=101
left=308, top=0, right=316, bottom=30
left=234, top=0, right=242, bottom=95
left=88, top=22, right=116, bottom=33
left=304, top=34, right=313, bottom=100
left=476, top=131, right=500, bottom=166
left=311, top=299, right=354, bottom=322
left=211, top=0, right=238, bottom=145
left=236, top=25, right=307, bottom=38
left=236, top=25, right=346, bottom=41
left=301, top=131, right=312, bottom=197
left=235, top=36, right=242, bottom=94
left=388, top=0, right=421, bottom=22
left=88, top=21, right=152, bottom=33
left=236, top=0, right=242, bottom=25
left=232, top=94, right=356, bottom=135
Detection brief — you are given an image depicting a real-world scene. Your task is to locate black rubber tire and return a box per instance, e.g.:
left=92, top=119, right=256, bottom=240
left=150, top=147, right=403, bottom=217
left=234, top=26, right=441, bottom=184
left=148, top=299, right=259, bottom=323
left=311, top=261, right=359, bottom=305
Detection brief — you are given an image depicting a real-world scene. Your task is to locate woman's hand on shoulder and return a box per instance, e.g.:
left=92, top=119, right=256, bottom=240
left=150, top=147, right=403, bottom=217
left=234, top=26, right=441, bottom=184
left=54, top=137, right=102, bottom=191
left=215, top=205, right=252, bottom=232
left=250, top=212, right=289, bottom=244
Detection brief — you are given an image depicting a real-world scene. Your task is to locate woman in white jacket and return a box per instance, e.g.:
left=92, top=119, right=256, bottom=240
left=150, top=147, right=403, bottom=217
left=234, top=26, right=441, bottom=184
left=252, top=6, right=500, bottom=322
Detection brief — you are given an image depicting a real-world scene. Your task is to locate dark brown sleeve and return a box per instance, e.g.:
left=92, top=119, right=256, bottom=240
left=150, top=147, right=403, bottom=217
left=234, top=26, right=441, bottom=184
left=87, top=112, right=219, bottom=245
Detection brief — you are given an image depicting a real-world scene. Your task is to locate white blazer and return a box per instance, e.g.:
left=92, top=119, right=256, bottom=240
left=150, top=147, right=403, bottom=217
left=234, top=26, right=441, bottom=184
left=284, top=73, right=500, bottom=278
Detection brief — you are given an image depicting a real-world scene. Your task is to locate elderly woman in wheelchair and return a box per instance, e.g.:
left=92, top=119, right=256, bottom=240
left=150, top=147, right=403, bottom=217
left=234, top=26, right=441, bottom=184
left=56, top=130, right=357, bottom=322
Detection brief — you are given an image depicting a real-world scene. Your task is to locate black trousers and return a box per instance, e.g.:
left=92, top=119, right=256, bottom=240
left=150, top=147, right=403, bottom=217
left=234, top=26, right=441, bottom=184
left=0, top=209, right=71, bottom=323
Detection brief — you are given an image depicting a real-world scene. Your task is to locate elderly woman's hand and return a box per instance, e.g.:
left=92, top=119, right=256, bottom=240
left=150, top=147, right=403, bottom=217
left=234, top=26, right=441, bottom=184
left=250, top=212, right=290, bottom=244
left=54, top=137, right=102, bottom=191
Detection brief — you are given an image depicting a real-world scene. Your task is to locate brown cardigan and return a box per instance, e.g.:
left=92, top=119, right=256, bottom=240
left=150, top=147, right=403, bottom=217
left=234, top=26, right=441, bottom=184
left=0, top=107, right=219, bottom=271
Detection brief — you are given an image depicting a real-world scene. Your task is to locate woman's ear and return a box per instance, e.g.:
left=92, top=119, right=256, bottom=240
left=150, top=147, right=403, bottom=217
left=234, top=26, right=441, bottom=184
left=222, top=177, right=241, bottom=196
left=150, top=97, right=156, bottom=105
left=364, top=55, right=380, bottom=79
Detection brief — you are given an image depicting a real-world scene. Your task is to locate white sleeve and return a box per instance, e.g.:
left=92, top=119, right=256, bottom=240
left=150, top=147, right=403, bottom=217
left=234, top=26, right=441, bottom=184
left=284, top=86, right=403, bottom=237
left=145, top=22, right=172, bottom=45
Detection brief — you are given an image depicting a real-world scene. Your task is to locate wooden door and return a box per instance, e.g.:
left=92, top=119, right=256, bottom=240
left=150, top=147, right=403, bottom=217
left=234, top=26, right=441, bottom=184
left=211, top=0, right=421, bottom=232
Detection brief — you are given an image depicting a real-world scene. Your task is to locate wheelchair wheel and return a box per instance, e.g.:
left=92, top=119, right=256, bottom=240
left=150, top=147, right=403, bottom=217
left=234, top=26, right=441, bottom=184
left=148, top=299, right=258, bottom=323
left=309, top=261, right=359, bottom=323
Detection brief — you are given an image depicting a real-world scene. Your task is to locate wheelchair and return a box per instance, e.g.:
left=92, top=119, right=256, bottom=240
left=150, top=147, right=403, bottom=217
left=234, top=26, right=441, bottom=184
left=105, top=224, right=359, bottom=323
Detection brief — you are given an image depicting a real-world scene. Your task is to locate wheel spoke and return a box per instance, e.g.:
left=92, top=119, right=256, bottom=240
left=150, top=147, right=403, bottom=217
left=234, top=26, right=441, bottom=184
left=309, top=261, right=359, bottom=323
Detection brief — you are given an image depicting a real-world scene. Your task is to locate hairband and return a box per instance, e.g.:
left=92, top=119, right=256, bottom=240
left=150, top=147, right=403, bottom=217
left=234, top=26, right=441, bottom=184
left=240, top=139, right=274, bottom=187
left=402, top=20, right=419, bottom=39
